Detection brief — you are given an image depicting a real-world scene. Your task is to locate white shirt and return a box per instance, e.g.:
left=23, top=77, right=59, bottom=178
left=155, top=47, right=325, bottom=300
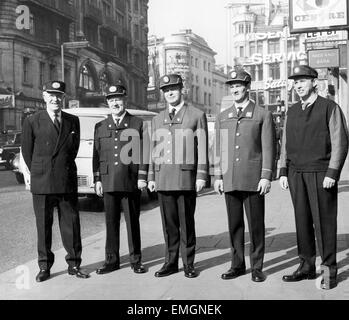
left=169, top=100, right=185, bottom=116
left=47, top=110, right=62, bottom=124
left=113, top=112, right=126, bottom=125
left=235, top=99, right=250, bottom=113
left=301, top=93, right=318, bottom=110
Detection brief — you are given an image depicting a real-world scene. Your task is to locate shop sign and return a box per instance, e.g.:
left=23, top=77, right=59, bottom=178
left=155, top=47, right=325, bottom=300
left=0, top=94, right=14, bottom=109
left=308, top=48, right=340, bottom=68
left=290, top=0, right=348, bottom=34
left=244, top=51, right=307, bottom=65
left=265, top=79, right=293, bottom=91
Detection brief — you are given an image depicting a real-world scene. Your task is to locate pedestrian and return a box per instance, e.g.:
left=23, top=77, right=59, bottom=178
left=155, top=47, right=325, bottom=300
left=148, top=74, right=209, bottom=278
left=214, top=70, right=275, bottom=282
left=22, top=81, right=89, bottom=282
left=279, top=65, right=349, bottom=290
left=93, top=83, right=148, bottom=275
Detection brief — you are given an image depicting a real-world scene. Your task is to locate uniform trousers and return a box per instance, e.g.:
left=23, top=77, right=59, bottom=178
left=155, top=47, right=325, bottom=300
left=224, top=191, right=265, bottom=271
left=32, top=193, right=82, bottom=270
left=288, top=169, right=338, bottom=277
left=158, top=191, right=197, bottom=267
left=103, top=191, right=142, bottom=265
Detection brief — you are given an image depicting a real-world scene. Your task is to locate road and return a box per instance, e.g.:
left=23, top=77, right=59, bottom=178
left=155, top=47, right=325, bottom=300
left=0, top=168, right=158, bottom=273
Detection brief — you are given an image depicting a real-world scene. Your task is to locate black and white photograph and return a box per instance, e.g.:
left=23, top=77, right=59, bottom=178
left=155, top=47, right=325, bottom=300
left=0, top=0, right=349, bottom=311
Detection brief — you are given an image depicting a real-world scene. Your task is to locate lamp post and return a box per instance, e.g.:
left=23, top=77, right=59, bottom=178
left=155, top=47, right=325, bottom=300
left=61, top=41, right=89, bottom=82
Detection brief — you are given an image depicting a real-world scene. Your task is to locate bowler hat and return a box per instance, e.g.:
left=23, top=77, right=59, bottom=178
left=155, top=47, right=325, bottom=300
left=226, top=70, right=252, bottom=85
left=288, top=65, right=318, bottom=80
left=43, top=81, right=66, bottom=94
left=159, top=74, right=183, bottom=90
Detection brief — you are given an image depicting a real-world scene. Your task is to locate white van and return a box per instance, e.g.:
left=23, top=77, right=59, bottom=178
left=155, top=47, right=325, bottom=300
left=15, top=107, right=157, bottom=197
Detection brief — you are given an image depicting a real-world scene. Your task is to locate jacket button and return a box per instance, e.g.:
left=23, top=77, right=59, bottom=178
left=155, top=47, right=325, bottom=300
left=115, top=162, right=119, bottom=165
left=236, top=158, right=240, bottom=162
left=115, top=138, right=118, bottom=141
left=236, top=146, right=240, bottom=149
left=236, top=133, right=241, bottom=137
left=115, top=154, right=118, bottom=157
left=115, top=146, right=118, bottom=149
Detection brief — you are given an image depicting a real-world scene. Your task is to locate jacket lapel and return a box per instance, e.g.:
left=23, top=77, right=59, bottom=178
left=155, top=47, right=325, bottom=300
left=53, top=111, right=72, bottom=156
left=40, top=111, right=59, bottom=144
left=240, top=101, right=255, bottom=119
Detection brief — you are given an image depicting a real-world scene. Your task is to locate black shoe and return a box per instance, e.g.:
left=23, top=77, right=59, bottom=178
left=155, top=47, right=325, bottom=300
left=282, top=270, right=316, bottom=282
left=221, top=268, right=246, bottom=280
left=184, top=265, right=198, bottom=278
left=36, top=269, right=50, bottom=282
left=320, top=277, right=337, bottom=290
left=96, top=263, right=120, bottom=275
left=252, top=269, right=266, bottom=282
left=131, top=262, right=146, bottom=274
left=68, top=267, right=90, bottom=279
left=154, top=263, right=178, bottom=278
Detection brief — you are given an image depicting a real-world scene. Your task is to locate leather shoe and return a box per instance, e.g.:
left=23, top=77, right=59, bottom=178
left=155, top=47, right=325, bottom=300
left=36, top=269, right=50, bottom=282
left=221, top=268, right=246, bottom=280
left=96, top=263, right=120, bottom=275
left=252, top=269, right=266, bottom=282
left=282, top=270, right=316, bottom=282
left=321, top=277, right=337, bottom=290
left=131, top=262, right=146, bottom=274
left=68, top=267, right=90, bottom=279
left=154, top=263, right=178, bottom=277
left=184, top=265, right=198, bottom=278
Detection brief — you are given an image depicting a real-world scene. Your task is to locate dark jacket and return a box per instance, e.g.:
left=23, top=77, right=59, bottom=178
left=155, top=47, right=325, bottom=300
left=22, top=110, right=80, bottom=194
left=93, top=112, right=148, bottom=193
left=214, top=100, right=276, bottom=192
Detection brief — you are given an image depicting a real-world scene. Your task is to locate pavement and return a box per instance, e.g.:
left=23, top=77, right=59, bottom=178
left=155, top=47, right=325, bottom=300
left=1, top=181, right=349, bottom=300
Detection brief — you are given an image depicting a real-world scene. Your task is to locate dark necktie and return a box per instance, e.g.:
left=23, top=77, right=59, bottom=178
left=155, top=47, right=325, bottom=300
left=53, top=113, right=60, bottom=133
left=237, top=107, right=243, bottom=117
left=115, top=118, right=120, bottom=127
left=169, top=108, right=176, bottom=120
left=301, top=102, right=310, bottom=110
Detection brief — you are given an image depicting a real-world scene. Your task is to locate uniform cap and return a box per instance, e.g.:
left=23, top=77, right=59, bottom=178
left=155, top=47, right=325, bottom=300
left=43, top=81, right=66, bottom=94
left=159, top=74, right=183, bottom=90
left=106, top=83, right=127, bottom=98
left=226, top=70, right=252, bottom=85
left=288, top=65, right=318, bottom=80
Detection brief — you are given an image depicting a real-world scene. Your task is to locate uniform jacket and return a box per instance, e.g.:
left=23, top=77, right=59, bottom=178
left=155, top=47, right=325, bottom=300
left=214, top=100, right=275, bottom=192
left=22, top=110, right=80, bottom=194
left=93, top=112, right=148, bottom=193
left=148, top=103, right=209, bottom=191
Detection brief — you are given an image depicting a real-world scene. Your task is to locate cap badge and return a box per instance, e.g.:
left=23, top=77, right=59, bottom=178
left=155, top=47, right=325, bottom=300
left=294, top=67, right=300, bottom=74
left=231, top=72, right=237, bottom=79
left=52, top=82, right=60, bottom=89
left=109, top=86, right=117, bottom=93
left=163, top=76, right=170, bottom=83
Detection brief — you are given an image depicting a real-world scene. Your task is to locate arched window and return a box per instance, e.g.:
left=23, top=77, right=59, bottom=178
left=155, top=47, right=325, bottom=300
left=99, top=70, right=111, bottom=94
left=79, top=65, right=95, bottom=91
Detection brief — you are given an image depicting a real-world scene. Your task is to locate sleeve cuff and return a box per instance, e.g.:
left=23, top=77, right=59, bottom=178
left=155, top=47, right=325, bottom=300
left=279, top=167, right=288, bottom=177
left=261, top=168, right=273, bottom=180
left=326, top=168, right=340, bottom=181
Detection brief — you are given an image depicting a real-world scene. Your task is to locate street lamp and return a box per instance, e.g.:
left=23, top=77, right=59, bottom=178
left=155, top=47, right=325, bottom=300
left=61, top=41, right=89, bottom=82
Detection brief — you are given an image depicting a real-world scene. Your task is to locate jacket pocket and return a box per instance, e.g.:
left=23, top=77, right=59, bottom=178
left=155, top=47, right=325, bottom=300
left=100, top=162, right=108, bottom=175
left=180, top=164, right=196, bottom=171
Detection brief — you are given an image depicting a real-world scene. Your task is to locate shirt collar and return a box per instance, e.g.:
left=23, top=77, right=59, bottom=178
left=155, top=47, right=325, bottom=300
left=46, top=110, right=62, bottom=122
left=235, top=99, right=250, bottom=111
left=113, top=111, right=126, bottom=123
left=301, top=93, right=318, bottom=108
left=169, top=100, right=185, bottom=114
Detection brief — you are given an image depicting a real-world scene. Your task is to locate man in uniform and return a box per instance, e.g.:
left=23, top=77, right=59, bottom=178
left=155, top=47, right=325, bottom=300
left=280, top=65, right=348, bottom=289
left=93, top=83, right=148, bottom=275
left=148, top=74, right=209, bottom=278
left=22, top=81, right=89, bottom=282
left=214, top=70, right=275, bottom=282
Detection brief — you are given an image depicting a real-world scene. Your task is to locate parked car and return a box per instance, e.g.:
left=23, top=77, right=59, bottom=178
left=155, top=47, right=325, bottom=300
left=13, top=108, right=157, bottom=197
left=0, top=131, right=21, bottom=170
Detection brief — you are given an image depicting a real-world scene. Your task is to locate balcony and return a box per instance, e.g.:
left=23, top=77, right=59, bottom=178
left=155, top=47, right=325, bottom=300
left=20, top=0, right=76, bottom=20
left=121, top=28, right=132, bottom=42
left=102, top=16, right=119, bottom=33
left=84, top=3, right=103, bottom=24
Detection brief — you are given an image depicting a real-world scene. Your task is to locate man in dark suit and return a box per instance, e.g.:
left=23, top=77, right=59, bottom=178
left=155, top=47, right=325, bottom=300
left=214, top=70, right=275, bottom=282
left=93, top=83, right=148, bottom=275
left=22, top=81, right=89, bottom=282
left=148, top=74, right=209, bottom=278
left=280, top=65, right=349, bottom=289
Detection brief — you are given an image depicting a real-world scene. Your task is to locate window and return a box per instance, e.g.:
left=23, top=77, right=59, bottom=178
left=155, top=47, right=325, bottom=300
left=238, top=23, right=244, bottom=33
left=49, top=64, right=56, bottom=80
left=250, top=42, right=256, bottom=55
left=195, top=58, right=198, bottom=68
left=23, top=57, right=30, bottom=83
left=268, top=39, right=280, bottom=54
left=208, top=63, right=211, bottom=72
left=239, top=46, right=244, bottom=57
left=246, top=23, right=252, bottom=33
left=196, top=87, right=199, bottom=103
left=246, top=65, right=256, bottom=81
left=191, top=56, right=194, bottom=66
left=269, top=89, right=281, bottom=104
left=257, top=41, right=263, bottom=54
left=269, top=63, right=280, bottom=79
left=258, top=91, right=265, bottom=106
left=203, top=61, right=207, bottom=71
left=79, top=65, right=95, bottom=91
left=204, top=92, right=207, bottom=105
left=39, top=62, right=45, bottom=87
left=257, top=65, right=263, bottom=81
left=64, top=67, right=71, bottom=92
left=56, top=28, right=61, bottom=45
left=196, top=75, right=199, bottom=83
left=208, top=80, right=211, bottom=87
left=133, top=0, right=139, bottom=12
left=204, top=78, right=207, bottom=86
left=208, top=94, right=212, bottom=106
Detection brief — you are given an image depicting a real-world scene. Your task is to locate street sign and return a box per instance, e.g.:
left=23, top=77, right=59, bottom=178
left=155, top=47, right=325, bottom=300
left=308, top=48, right=340, bottom=68
left=63, top=41, right=89, bottom=49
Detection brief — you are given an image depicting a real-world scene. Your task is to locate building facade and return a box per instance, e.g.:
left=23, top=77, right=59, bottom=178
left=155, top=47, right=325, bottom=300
left=0, top=0, right=149, bottom=132
left=148, top=29, right=229, bottom=115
